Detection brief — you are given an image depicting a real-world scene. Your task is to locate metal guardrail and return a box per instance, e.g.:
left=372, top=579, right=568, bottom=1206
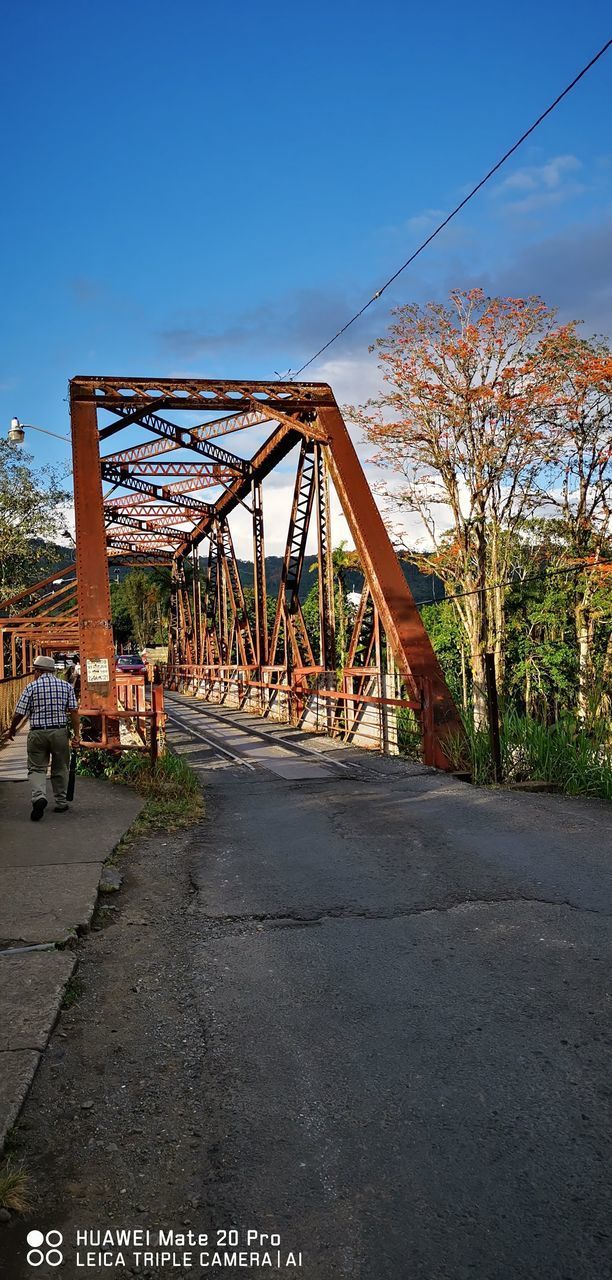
left=0, top=669, right=166, bottom=763
left=163, top=663, right=433, bottom=758
left=0, top=671, right=32, bottom=739
left=78, top=677, right=166, bottom=762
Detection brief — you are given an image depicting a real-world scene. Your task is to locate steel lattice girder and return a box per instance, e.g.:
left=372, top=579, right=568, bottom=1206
left=102, top=465, right=214, bottom=513
left=112, top=464, right=236, bottom=480
left=73, top=376, right=334, bottom=412
left=65, top=375, right=463, bottom=765
left=106, top=475, right=229, bottom=506
left=102, top=408, right=269, bottom=465
left=106, top=539, right=173, bottom=561
left=99, top=405, right=251, bottom=474
left=107, top=534, right=180, bottom=550
left=104, top=510, right=188, bottom=540
left=106, top=503, right=209, bottom=520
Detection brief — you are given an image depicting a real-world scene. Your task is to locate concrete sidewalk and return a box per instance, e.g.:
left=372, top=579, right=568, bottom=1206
left=0, top=732, right=142, bottom=1150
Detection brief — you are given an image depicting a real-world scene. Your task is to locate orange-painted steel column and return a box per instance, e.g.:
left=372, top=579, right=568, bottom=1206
left=252, top=480, right=268, bottom=668
left=319, top=402, right=462, bottom=769
left=70, top=395, right=118, bottom=729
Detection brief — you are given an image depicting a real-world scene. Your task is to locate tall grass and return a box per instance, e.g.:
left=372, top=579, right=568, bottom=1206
left=76, top=747, right=204, bottom=832
left=0, top=1160, right=32, bottom=1212
left=446, top=711, right=612, bottom=800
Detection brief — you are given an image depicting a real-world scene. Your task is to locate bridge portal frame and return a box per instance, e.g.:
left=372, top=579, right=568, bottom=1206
left=66, top=375, right=462, bottom=768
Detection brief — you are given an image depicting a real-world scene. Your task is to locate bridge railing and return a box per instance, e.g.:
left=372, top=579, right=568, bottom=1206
left=163, top=663, right=431, bottom=758
left=78, top=676, right=166, bottom=763
left=0, top=670, right=166, bottom=762
left=0, top=671, right=33, bottom=740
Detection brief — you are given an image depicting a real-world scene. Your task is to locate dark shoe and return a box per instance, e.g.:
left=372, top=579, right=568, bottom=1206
left=31, top=798, right=47, bottom=822
left=54, top=804, right=69, bottom=813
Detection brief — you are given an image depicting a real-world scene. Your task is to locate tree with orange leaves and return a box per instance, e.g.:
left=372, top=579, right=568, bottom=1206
left=350, top=289, right=572, bottom=725
left=539, top=334, right=612, bottom=717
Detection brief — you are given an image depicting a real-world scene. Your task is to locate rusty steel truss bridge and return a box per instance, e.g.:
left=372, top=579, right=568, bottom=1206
left=0, top=377, right=462, bottom=768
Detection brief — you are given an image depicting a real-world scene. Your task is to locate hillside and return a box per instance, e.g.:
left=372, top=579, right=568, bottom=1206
left=235, top=554, right=445, bottom=605
left=29, top=542, right=444, bottom=607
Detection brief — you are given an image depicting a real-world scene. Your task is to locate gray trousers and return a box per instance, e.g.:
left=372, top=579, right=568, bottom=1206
left=27, top=727, right=70, bottom=805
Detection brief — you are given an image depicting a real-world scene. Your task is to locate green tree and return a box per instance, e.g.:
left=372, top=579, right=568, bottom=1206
left=110, top=581, right=133, bottom=647
left=503, top=518, right=611, bottom=722
left=538, top=334, right=612, bottom=716
left=0, top=440, right=69, bottom=602
left=307, top=541, right=360, bottom=667
left=114, top=571, right=163, bottom=650
left=421, top=601, right=465, bottom=711
left=349, top=289, right=569, bottom=724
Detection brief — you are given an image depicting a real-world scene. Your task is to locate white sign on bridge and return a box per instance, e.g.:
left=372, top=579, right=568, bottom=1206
left=86, top=657, right=110, bottom=684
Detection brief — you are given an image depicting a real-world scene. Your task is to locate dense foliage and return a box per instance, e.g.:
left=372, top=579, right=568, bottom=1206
left=0, top=440, right=69, bottom=604
left=349, top=289, right=612, bottom=730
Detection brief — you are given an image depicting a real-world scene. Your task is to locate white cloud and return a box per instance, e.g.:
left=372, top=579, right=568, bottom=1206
left=493, top=154, right=584, bottom=215
left=55, top=503, right=76, bottom=547
left=311, top=354, right=384, bottom=407
left=402, top=208, right=445, bottom=232
left=225, top=474, right=440, bottom=560
left=499, top=155, right=581, bottom=192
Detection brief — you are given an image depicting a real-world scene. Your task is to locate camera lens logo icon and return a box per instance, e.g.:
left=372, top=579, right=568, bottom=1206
left=27, top=1229, right=63, bottom=1267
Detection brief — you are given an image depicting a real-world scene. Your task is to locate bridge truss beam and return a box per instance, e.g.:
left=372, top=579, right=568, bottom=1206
left=0, top=377, right=462, bottom=767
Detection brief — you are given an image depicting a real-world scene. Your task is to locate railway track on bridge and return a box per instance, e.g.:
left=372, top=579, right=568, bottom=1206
left=164, top=691, right=383, bottom=781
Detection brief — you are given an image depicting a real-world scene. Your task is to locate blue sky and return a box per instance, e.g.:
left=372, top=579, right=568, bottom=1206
left=0, top=0, right=610, bottom=524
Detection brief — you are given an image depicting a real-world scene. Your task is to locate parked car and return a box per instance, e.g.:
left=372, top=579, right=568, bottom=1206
left=115, top=653, right=147, bottom=676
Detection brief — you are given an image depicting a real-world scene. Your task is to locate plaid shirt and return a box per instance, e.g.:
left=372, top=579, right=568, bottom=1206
left=15, top=674, right=78, bottom=730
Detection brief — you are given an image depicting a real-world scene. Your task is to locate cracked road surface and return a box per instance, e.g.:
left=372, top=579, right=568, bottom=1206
left=175, top=701, right=612, bottom=1279
left=2, top=699, right=611, bottom=1280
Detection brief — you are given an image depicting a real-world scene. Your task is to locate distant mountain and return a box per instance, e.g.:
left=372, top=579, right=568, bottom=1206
left=235, top=554, right=444, bottom=605
left=30, top=541, right=444, bottom=608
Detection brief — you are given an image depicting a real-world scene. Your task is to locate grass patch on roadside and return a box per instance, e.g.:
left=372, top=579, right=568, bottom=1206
left=445, top=711, right=612, bottom=800
left=61, top=972, right=84, bottom=1009
left=0, top=1160, right=33, bottom=1213
left=77, top=747, right=204, bottom=837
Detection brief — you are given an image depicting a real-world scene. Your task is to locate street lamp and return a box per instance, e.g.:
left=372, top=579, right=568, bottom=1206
left=8, top=417, right=25, bottom=444
left=7, top=416, right=69, bottom=446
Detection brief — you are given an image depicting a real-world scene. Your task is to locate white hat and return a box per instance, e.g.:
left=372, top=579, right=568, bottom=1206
left=33, top=655, right=56, bottom=671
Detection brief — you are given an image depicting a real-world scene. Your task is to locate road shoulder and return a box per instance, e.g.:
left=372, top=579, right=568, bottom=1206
left=0, top=745, right=143, bottom=1153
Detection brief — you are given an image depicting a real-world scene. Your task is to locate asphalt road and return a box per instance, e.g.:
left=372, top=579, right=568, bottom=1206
left=168, top=695, right=612, bottom=1280
left=2, top=697, right=610, bottom=1280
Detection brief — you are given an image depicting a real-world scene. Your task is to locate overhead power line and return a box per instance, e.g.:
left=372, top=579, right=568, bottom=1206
left=290, top=37, right=612, bottom=380
left=415, top=558, right=612, bottom=610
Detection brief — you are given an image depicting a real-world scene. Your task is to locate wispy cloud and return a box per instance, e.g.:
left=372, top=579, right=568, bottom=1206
left=479, top=214, right=612, bottom=336
left=159, top=288, right=352, bottom=363
left=402, top=208, right=445, bottom=233
left=493, top=154, right=585, bottom=215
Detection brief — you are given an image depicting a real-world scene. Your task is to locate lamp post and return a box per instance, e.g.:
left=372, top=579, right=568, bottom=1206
left=8, top=416, right=69, bottom=446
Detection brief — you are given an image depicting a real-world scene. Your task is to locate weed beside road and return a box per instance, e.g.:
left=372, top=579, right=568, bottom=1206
left=0, top=1162, right=32, bottom=1214
left=449, top=711, right=612, bottom=800
left=76, top=748, right=204, bottom=837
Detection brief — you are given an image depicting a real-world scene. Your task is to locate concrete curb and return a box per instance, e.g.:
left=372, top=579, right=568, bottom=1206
left=0, top=951, right=77, bottom=1152
left=0, top=766, right=144, bottom=1154
left=0, top=863, right=105, bottom=948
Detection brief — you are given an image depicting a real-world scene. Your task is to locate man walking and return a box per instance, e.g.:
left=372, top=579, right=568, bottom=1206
left=8, top=655, right=80, bottom=821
